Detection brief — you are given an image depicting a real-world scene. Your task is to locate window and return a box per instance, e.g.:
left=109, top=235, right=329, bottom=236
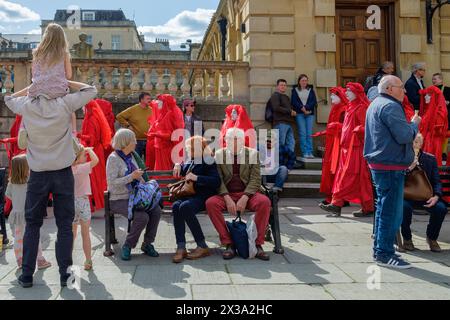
left=86, top=35, right=93, bottom=45
left=82, top=11, right=95, bottom=21
left=111, top=35, right=121, bottom=50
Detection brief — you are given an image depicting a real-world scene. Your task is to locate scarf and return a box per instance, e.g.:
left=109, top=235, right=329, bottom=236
left=115, top=150, right=138, bottom=190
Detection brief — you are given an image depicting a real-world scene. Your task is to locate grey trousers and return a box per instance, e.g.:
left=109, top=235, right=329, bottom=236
left=109, top=199, right=161, bottom=248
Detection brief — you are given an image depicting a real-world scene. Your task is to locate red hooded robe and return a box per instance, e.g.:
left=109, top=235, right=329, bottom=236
left=1, top=115, right=26, bottom=216
left=403, top=95, right=415, bottom=123
left=95, top=99, right=115, bottom=160
left=313, top=87, right=348, bottom=202
left=219, top=105, right=255, bottom=148
left=145, top=101, right=160, bottom=170
left=150, top=94, right=184, bottom=170
left=78, top=100, right=111, bottom=211
left=419, top=86, right=448, bottom=166
left=332, top=83, right=374, bottom=212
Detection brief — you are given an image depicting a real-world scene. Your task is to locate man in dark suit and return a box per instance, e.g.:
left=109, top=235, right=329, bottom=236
left=404, top=62, right=426, bottom=110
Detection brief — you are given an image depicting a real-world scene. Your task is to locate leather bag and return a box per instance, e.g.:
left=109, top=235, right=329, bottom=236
left=404, top=166, right=433, bottom=201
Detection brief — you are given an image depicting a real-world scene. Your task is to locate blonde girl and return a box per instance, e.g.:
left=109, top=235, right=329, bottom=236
left=5, top=154, right=51, bottom=269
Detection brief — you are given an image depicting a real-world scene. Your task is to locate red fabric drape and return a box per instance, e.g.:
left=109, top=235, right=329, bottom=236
left=402, top=95, right=415, bottom=123
left=332, top=83, right=374, bottom=212
left=95, top=99, right=115, bottom=160
left=419, top=86, right=448, bottom=166
left=78, top=100, right=112, bottom=211
left=149, top=95, right=184, bottom=170
left=219, top=105, right=255, bottom=148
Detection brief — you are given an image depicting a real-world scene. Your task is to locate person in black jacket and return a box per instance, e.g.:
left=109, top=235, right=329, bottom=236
left=171, top=136, right=221, bottom=263
left=401, top=134, right=447, bottom=253
left=404, top=62, right=426, bottom=111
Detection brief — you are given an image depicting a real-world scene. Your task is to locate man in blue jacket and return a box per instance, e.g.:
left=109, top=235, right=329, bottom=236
left=364, top=75, right=421, bottom=269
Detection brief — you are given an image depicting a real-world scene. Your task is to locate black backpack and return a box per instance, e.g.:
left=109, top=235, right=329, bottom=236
left=265, top=98, right=274, bottom=124
left=364, top=75, right=374, bottom=94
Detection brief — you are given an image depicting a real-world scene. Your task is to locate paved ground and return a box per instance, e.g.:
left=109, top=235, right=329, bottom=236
left=0, top=198, right=449, bottom=300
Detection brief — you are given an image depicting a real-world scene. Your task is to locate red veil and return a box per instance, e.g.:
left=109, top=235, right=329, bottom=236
left=150, top=94, right=184, bottom=170
left=332, top=82, right=374, bottom=212
left=78, top=100, right=112, bottom=211
left=219, top=105, right=255, bottom=148
left=95, top=98, right=115, bottom=160
left=314, top=87, right=348, bottom=201
left=419, top=86, right=448, bottom=165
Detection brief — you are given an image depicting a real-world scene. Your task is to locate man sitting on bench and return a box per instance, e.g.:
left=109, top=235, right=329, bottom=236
left=206, top=128, right=271, bottom=261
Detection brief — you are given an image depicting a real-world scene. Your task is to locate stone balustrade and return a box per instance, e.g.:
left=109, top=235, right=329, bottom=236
left=0, top=52, right=250, bottom=103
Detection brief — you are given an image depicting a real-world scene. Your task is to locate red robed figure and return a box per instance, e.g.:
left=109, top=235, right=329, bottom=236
left=78, top=100, right=112, bottom=211
left=419, top=86, right=448, bottom=166
left=313, top=87, right=348, bottom=203
left=332, top=82, right=374, bottom=212
left=148, top=94, right=184, bottom=170
left=145, top=101, right=159, bottom=170
left=95, top=99, right=115, bottom=161
left=219, top=105, right=255, bottom=148
left=1, top=115, right=26, bottom=216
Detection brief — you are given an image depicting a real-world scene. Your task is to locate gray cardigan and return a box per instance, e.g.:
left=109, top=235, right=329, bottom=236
left=106, top=151, right=139, bottom=201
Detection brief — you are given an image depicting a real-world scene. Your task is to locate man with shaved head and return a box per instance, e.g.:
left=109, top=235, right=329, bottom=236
left=364, top=75, right=421, bottom=269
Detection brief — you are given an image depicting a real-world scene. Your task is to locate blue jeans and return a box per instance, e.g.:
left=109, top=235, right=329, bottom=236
left=22, top=167, right=74, bottom=278
left=172, top=197, right=208, bottom=249
left=295, top=114, right=314, bottom=155
left=402, top=199, right=447, bottom=241
left=265, top=166, right=289, bottom=189
left=370, top=169, right=405, bottom=260
left=274, top=123, right=295, bottom=153
left=135, top=140, right=147, bottom=159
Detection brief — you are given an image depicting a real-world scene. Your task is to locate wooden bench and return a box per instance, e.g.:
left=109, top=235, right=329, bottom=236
left=103, top=170, right=284, bottom=256
left=0, top=168, right=9, bottom=246
left=438, top=166, right=450, bottom=206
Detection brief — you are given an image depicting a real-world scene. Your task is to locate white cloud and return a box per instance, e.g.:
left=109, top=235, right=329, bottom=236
left=138, top=8, right=215, bottom=49
left=0, top=0, right=40, bottom=23
left=27, top=28, right=41, bottom=34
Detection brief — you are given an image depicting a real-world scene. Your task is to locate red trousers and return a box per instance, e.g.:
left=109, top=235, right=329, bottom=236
left=205, top=192, right=271, bottom=246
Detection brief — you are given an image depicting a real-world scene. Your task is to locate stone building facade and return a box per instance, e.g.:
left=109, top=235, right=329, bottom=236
left=198, top=0, right=450, bottom=127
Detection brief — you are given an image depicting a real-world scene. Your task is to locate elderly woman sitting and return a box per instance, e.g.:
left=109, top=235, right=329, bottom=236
left=172, top=136, right=221, bottom=263
left=106, top=128, right=161, bottom=261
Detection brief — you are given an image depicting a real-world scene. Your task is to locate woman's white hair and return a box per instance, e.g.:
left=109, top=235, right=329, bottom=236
left=411, top=62, right=426, bottom=73
left=112, top=128, right=137, bottom=150
left=225, top=127, right=245, bottom=141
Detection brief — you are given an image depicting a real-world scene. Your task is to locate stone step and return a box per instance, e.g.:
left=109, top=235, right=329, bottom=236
left=297, top=157, right=323, bottom=170
left=266, top=182, right=321, bottom=198
left=285, top=169, right=322, bottom=183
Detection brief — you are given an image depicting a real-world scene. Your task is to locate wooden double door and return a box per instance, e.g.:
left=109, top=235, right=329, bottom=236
left=336, top=2, right=395, bottom=86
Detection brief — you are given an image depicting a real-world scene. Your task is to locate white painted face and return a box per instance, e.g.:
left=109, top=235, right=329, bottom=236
left=425, top=94, right=431, bottom=104
left=157, top=100, right=163, bottom=110
left=346, top=89, right=356, bottom=102
left=231, top=108, right=238, bottom=121
left=330, top=93, right=341, bottom=105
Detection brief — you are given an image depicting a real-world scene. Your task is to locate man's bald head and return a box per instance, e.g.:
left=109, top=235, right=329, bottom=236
left=378, top=75, right=405, bottom=102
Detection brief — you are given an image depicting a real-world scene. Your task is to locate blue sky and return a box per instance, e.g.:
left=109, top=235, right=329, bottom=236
left=0, top=0, right=220, bottom=47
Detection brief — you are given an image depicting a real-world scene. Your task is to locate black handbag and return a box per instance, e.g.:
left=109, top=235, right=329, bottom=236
left=226, top=212, right=249, bottom=259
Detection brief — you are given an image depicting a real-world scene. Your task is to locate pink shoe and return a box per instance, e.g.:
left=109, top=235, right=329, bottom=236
left=17, top=258, right=22, bottom=268
left=37, top=259, right=52, bottom=270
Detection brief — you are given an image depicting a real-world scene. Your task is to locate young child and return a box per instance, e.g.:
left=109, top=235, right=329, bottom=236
left=18, top=23, right=76, bottom=149
left=5, top=154, right=51, bottom=269
left=72, top=147, right=99, bottom=271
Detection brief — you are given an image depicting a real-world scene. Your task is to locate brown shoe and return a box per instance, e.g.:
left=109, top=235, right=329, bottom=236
left=255, top=245, right=270, bottom=261
left=427, top=238, right=442, bottom=252
left=186, top=247, right=211, bottom=260
left=402, top=240, right=415, bottom=251
left=172, top=249, right=188, bottom=263
left=222, top=245, right=235, bottom=260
